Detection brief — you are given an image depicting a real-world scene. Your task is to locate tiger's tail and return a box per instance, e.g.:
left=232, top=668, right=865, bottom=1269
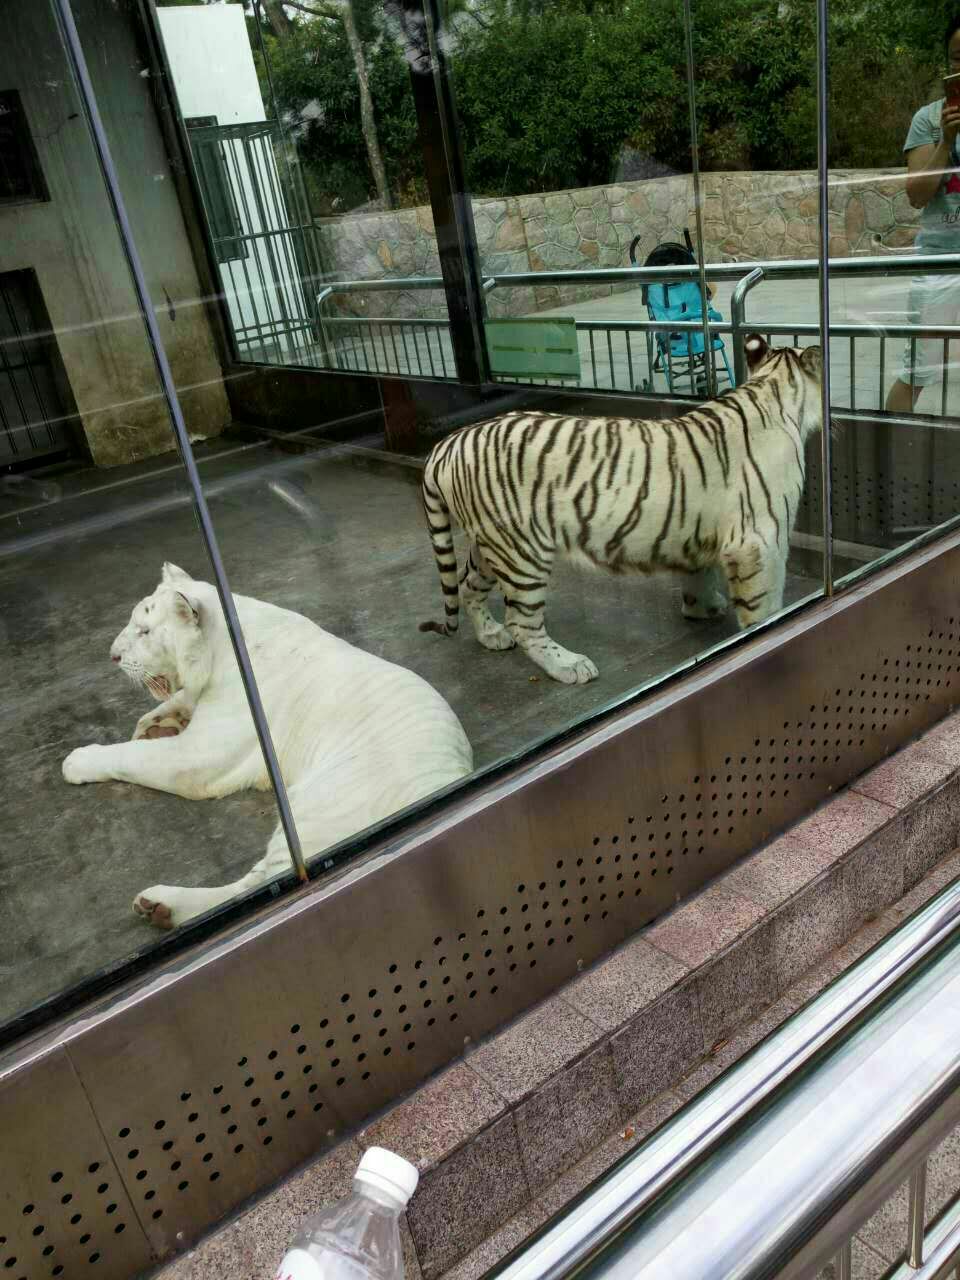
left=419, top=465, right=460, bottom=638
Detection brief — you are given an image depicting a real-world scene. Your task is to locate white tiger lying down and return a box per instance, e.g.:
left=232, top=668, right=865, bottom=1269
left=420, top=334, right=823, bottom=684
left=62, top=564, right=473, bottom=929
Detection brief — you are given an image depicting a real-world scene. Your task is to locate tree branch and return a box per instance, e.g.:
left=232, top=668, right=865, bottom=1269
left=278, top=0, right=343, bottom=20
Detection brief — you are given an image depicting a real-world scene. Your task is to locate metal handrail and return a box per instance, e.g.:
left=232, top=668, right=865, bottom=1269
left=321, top=312, right=960, bottom=340
left=487, top=875, right=960, bottom=1280
left=314, top=251, right=960, bottom=302
left=730, top=266, right=765, bottom=383
left=311, top=253, right=960, bottom=404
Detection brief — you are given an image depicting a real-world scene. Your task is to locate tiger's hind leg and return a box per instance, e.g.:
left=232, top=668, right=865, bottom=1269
left=504, top=590, right=599, bottom=684
left=492, top=559, right=598, bottom=685
left=721, top=541, right=787, bottom=630
left=461, top=543, right=516, bottom=651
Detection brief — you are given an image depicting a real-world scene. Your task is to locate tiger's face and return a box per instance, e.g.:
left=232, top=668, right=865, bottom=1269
left=109, top=565, right=204, bottom=702
left=744, top=333, right=823, bottom=384
left=744, top=333, right=823, bottom=430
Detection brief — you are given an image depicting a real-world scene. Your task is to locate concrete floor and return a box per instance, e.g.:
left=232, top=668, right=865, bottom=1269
left=0, top=432, right=817, bottom=1026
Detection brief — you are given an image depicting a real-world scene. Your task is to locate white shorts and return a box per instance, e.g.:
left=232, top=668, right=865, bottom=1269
left=900, top=271, right=960, bottom=386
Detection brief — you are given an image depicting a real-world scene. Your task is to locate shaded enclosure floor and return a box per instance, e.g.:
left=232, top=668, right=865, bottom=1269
left=0, top=432, right=817, bottom=1026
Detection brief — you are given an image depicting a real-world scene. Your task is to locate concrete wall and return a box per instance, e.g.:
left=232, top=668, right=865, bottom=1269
left=317, top=169, right=918, bottom=321
left=0, top=0, right=229, bottom=468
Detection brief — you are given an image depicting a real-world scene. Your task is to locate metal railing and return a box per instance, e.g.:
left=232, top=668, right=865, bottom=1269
left=487, top=874, right=960, bottom=1280
left=300, top=254, right=960, bottom=412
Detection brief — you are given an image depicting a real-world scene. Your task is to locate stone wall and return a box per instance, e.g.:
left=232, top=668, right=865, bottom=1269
left=702, top=169, right=918, bottom=262
left=316, top=169, right=920, bottom=322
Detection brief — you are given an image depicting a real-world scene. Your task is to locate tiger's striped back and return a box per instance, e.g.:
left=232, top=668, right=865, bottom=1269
left=420, top=335, right=822, bottom=685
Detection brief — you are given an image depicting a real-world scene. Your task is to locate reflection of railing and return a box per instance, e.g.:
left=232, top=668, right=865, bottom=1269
left=318, top=315, right=455, bottom=379
left=488, top=877, right=960, bottom=1280
left=305, top=254, right=960, bottom=413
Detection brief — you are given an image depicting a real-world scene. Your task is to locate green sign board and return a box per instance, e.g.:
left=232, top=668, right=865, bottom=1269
left=484, top=317, right=581, bottom=380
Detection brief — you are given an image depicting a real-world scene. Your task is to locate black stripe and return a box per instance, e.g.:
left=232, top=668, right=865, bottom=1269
left=651, top=432, right=678, bottom=564
left=741, top=420, right=781, bottom=544
left=677, top=419, right=707, bottom=489
left=605, top=426, right=651, bottom=557
left=503, top=596, right=544, bottom=615
left=740, top=463, right=758, bottom=533
left=731, top=591, right=768, bottom=612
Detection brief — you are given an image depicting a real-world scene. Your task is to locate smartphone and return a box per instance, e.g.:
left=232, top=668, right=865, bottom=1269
left=944, top=71, right=960, bottom=106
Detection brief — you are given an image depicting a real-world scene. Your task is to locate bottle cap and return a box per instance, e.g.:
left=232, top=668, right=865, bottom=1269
left=355, top=1147, right=419, bottom=1206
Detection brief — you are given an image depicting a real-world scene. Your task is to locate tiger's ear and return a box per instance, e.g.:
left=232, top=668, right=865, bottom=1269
left=744, top=334, right=769, bottom=370
left=800, top=345, right=823, bottom=378
left=173, top=591, right=200, bottom=626
left=162, top=562, right=191, bottom=584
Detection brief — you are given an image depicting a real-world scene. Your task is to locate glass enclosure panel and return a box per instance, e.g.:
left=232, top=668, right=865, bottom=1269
left=452, top=0, right=690, bottom=394
left=0, top=0, right=301, bottom=1031
left=15, top=0, right=957, bottom=1035
left=154, top=0, right=455, bottom=378
left=394, top=0, right=825, bottom=732
left=827, top=6, right=960, bottom=585
left=679, top=0, right=825, bottom=618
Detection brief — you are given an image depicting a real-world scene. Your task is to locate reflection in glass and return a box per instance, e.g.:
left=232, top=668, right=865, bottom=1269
left=0, top=0, right=308, bottom=1029
left=156, top=0, right=453, bottom=377
left=406, top=0, right=824, bottom=711
left=827, top=8, right=960, bottom=586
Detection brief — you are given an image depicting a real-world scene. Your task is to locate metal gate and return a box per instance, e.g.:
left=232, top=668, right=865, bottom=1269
left=0, top=268, right=77, bottom=468
left=185, top=119, right=325, bottom=363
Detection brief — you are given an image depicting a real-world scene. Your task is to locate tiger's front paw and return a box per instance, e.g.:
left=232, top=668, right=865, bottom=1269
left=681, top=568, right=729, bottom=620
left=536, top=645, right=600, bottom=685
left=63, top=745, right=113, bottom=785
left=681, top=591, right=727, bottom=620
left=555, top=655, right=600, bottom=685
left=132, top=709, right=191, bottom=741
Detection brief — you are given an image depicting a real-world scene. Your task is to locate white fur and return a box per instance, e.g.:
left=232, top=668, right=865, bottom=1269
left=422, top=338, right=822, bottom=684
left=63, top=564, right=473, bottom=930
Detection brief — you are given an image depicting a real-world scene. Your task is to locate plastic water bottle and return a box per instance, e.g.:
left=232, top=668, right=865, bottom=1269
left=276, top=1148, right=419, bottom=1280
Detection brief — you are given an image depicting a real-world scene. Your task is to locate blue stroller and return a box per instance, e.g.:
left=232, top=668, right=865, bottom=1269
left=630, top=231, right=734, bottom=396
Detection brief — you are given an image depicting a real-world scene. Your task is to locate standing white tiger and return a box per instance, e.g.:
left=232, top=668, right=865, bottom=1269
left=420, top=335, right=822, bottom=684
left=63, top=564, right=473, bottom=929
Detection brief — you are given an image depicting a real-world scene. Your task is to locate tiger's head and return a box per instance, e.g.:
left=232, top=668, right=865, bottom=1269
left=109, top=563, right=212, bottom=703
left=744, top=333, right=823, bottom=434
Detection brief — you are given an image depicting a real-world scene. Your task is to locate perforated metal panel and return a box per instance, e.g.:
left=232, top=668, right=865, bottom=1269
left=800, top=415, right=960, bottom=544
left=4, top=528, right=960, bottom=1276
left=0, top=1051, right=151, bottom=1279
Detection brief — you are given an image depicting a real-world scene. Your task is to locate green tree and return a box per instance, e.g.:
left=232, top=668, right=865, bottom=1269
left=160, top=0, right=958, bottom=205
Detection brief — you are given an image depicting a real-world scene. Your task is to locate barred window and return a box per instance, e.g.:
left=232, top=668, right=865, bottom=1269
left=0, top=90, right=48, bottom=205
left=185, top=116, right=247, bottom=264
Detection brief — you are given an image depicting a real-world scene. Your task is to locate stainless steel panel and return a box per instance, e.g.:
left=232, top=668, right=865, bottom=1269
left=486, top=879, right=960, bottom=1280
left=0, top=1049, right=152, bottom=1278
left=799, top=414, right=960, bottom=546
left=5, top=528, right=960, bottom=1271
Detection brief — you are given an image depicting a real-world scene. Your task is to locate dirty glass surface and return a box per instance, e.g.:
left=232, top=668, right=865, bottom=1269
left=419, top=0, right=827, bottom=696
left=825, top=8, right=960, bottom=587
left=154, top=1, right=454, bottom=379
left=0, top=0, right=303, bottom=1030
left=8, top=0, right=960, bottom=1038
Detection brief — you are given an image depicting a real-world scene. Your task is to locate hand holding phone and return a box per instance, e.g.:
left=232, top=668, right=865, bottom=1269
left=944, top=74, right=960, bottom=144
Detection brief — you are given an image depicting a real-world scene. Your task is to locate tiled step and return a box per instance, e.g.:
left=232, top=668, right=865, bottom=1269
left=153, top=713, right=960, bottom=1280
